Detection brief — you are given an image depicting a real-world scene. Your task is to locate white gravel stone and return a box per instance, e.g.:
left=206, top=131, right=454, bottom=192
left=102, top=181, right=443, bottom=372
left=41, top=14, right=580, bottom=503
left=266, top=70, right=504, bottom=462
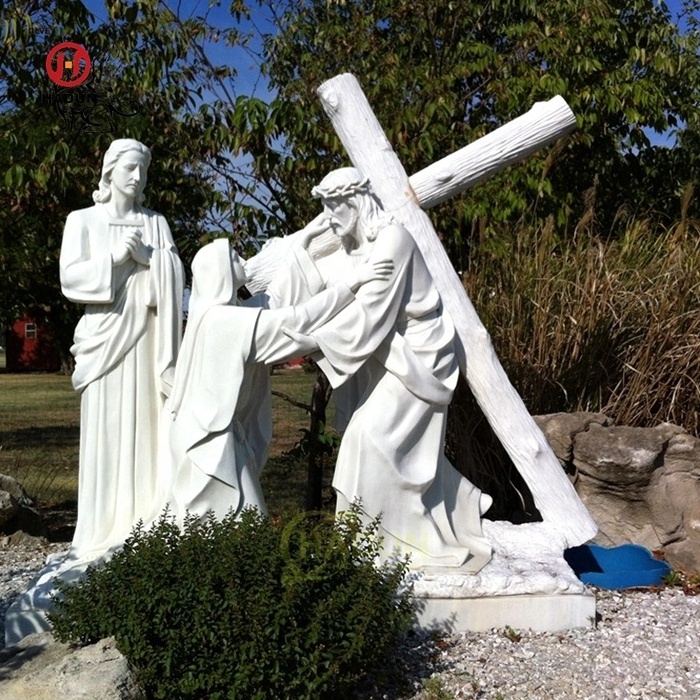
left=0, top=542, right=67, bottom=650
left=355, top=585, right=700, bottom=698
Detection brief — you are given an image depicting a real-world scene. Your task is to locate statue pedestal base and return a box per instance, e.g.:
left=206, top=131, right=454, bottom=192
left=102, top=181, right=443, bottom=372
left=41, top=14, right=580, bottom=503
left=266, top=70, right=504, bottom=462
left=6, top=520, right=595, bottom=648
left=409, top=520, right=596, bottom=633
left=413, top=592, right=595, bottom=633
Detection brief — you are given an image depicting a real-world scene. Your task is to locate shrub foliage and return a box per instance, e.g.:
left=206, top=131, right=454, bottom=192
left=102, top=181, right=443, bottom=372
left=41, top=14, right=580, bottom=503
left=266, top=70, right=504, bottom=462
left=49, top=507, right=413, bottom=700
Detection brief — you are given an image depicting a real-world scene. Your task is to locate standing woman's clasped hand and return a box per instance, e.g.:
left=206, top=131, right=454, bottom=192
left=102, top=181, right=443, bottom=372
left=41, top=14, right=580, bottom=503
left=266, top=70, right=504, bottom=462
left=125, top=226, right=153, bottom=266
left=112, top=226, right=152, bottom=266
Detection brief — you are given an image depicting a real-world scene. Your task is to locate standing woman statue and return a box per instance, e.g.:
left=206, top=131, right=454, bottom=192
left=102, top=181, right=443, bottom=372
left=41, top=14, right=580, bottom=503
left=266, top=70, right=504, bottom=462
left=59, top=138, right=184, bottom=562
left=167, top=239, right=393, bottom=524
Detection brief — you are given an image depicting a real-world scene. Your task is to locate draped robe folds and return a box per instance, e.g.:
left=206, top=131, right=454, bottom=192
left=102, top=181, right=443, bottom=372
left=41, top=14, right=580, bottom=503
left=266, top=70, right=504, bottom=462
left=168, top=261, right=357, bottom=523
left=59, top=204, right=184, bottom=562
left=267, top=224, right=492, bottom=571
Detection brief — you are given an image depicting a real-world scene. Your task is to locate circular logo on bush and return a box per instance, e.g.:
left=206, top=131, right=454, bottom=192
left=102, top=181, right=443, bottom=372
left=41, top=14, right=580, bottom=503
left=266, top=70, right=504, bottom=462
left=45, top=42, right=91, bottom=87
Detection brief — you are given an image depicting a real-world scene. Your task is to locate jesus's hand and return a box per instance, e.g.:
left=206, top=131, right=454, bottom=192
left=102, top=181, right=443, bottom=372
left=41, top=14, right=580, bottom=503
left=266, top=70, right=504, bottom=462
left=344, top=258, right=394, bottom=292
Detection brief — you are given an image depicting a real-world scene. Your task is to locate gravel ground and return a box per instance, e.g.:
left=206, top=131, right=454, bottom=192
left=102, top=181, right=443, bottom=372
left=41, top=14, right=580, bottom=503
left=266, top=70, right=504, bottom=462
left=0, top=540, right=67, bottom=651
left=357, top=586, right=700, bottom=700
left=2, top=542, right=699, bottom=699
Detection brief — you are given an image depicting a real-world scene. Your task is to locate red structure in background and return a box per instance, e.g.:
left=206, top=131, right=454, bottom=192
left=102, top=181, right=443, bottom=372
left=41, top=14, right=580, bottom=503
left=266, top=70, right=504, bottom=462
left=4, top=313, right=61, bottom=372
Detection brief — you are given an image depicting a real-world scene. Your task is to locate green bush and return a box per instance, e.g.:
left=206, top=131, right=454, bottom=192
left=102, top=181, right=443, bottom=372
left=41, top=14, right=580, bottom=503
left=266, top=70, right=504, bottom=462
left=49, top=507, right=413, bottom=700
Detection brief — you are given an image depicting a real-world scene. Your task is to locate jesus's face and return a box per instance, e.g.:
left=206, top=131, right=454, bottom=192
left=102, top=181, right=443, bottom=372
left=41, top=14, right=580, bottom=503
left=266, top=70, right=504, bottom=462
left=323, top=197, right=358, bottom=242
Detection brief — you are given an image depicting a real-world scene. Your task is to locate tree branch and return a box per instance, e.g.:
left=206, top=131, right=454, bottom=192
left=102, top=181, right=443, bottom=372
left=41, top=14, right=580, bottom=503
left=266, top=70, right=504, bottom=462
left=271, top=389, right=311, bottom=413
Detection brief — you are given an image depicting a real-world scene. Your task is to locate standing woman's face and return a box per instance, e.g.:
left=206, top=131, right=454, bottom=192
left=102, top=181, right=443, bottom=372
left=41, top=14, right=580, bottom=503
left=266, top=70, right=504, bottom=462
left=110, top=150, right=149, bottom=201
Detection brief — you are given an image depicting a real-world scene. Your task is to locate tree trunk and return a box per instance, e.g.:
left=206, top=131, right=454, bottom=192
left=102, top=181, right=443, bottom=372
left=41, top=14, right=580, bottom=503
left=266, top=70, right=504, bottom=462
left=305, top=365, right=333, bottom=511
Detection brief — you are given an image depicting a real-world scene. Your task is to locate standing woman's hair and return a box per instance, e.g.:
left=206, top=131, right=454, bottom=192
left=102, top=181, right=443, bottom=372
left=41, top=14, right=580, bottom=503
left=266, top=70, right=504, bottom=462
left=92, top=139, right=152, bottom=204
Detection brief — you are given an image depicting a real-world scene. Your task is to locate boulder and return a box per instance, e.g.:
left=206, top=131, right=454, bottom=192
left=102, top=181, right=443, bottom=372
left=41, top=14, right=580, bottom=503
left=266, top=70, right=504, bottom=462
left=532, top=417, right=700, bottom=572
left=571, top=423, right=683, bottom=552
left=573, top=423, right=684, bottom=489
left=647, top=433, right=700, bottom=573
left=0, top=474, right=34, bottom=530
left=0, top=475, right=34, bottom=507
left=0, top=490, right=19, bottom=530
left=534, top=412, right=611, bottom=468
left=0, top=633, right=143, bottom=700
left=0, top=475, right=46, bottom=540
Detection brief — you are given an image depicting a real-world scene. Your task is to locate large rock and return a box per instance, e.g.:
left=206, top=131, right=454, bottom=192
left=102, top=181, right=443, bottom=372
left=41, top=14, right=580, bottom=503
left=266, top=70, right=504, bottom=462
left=534, top=412, right=611, bottom=469
left=0, top=490, right=19, bottom=529
left=0, top=632, right=143, bottom=700
left=0, top=475, right=46, bottom=540
left=0, top=475, right=34, bottom=506
left=572, top=423, right=673, bottom=550
left=0, top=475, right=33, bottom=530
left=574, top=422, right=684, bottom=489
left=534, top=417, right=700, bottom=572
left=647, top=433, right=700, bottom=573
left=532, top=415, right=700, bottom=571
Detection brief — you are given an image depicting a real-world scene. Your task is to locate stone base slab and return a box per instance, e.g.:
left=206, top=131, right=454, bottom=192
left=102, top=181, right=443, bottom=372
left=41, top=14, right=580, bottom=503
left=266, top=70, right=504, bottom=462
left=7, top=520, right=597, bottom=646
left=414, top=592, right=596, bottom=633
left=407, top=519, right=597, bottom=633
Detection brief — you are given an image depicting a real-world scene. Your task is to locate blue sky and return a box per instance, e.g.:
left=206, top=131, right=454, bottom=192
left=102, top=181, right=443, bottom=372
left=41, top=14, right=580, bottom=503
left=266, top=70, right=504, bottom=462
left=78, top=0, right=698, bottom=146
left=79, top=0, right=698, bottom=98
left=80, top=0, right=276, bottom=99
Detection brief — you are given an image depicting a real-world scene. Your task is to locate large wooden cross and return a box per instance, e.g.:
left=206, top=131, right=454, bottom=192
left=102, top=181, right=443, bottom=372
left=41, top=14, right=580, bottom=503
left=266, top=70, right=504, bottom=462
left=317, top=73, right=597, bottom=546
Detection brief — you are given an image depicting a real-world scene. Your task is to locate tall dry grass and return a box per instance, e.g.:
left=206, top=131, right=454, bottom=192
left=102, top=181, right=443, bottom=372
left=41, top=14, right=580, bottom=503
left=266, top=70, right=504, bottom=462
left=463, top=207, right=700, bottom=434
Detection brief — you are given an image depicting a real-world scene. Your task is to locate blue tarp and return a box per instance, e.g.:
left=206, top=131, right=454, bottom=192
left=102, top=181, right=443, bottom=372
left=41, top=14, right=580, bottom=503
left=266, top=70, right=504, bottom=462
left=564, top=543, right=672, bottom=590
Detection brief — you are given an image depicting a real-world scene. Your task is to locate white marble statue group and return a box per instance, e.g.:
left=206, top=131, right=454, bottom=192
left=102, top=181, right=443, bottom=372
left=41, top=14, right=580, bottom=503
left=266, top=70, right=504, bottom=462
left=59, top=137, right=494, bottom=573
left=7, top=84, right=604, bottom=645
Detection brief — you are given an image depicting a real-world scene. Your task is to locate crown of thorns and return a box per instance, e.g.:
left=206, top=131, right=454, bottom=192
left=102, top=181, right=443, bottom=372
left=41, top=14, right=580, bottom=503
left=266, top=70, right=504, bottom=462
left=311, top=176, right=372, bottom=200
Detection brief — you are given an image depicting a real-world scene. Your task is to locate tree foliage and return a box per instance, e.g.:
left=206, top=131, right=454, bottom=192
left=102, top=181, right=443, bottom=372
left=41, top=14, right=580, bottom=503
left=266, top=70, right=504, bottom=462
left=0, top=0, right=243, bottom=349
left=3, top=0, right=700, bottom=459
left=234, top=0, right=700, bottom=265
left=4, top=0, right=699, bottom=340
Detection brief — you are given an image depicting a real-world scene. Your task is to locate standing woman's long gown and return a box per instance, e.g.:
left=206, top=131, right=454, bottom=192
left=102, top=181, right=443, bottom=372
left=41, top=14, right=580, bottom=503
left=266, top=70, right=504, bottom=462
left=59, top=203, right=184, bottom=562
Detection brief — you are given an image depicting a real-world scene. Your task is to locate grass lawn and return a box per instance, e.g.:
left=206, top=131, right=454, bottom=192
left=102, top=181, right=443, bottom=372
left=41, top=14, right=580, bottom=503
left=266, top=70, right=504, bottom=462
left=0, top=365, right=326, bottom=520
left=0, top=370, right=80, bottom=508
